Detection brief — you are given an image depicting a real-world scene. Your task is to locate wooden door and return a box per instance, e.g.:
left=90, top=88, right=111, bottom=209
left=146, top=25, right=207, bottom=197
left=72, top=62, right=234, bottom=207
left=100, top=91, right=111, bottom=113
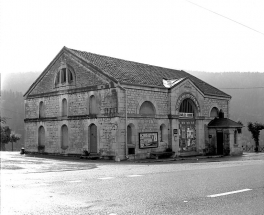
left=61, top=125, right=68, bottom=149
left=89, top=124, right=97, bottom=153
left=217, top=132, right=224, bottom=155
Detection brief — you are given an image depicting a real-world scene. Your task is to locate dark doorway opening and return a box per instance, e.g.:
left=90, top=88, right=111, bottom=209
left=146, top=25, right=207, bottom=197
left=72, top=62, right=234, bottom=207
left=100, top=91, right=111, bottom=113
left=217, top=132, right=224, bottom=155
left=89, top=124, right=97, bottom=153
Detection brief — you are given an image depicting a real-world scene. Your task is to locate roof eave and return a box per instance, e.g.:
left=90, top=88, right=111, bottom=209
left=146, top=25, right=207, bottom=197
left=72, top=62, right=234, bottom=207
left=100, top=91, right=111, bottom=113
left=119, top=81, right=167, bottom=89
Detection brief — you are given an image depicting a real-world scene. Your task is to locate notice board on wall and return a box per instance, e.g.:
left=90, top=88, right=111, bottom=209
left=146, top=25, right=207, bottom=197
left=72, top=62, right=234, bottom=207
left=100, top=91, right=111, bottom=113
left=139, top=132, right=158, bottom=149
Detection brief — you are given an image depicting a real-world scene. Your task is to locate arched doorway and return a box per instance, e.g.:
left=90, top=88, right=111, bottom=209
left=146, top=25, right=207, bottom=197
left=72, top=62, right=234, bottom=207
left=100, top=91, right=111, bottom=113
left=61, top=125, right=69, bottom=150
left=178, top=98, right=197, bottom=152
left=89, top=124, right=97, bottom=153
left=127, top=123, right=136, bottom=155
left=38, top=126, right=45, bottom=147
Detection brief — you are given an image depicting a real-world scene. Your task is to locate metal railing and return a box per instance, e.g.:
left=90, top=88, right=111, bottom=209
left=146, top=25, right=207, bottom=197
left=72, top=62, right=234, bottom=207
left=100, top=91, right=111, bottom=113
left=243, top=145, right=264, bottom=152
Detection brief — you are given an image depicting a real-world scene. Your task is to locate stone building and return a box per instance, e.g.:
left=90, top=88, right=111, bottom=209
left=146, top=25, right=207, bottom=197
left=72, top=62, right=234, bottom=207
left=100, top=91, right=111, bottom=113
left=24, top=46, right=243, bottom=159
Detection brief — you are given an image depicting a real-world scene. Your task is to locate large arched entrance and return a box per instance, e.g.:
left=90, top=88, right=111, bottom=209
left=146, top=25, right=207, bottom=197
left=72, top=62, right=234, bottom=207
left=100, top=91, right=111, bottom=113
left=89, top=124, right=97, bottom=153
left=178, top=98, right=197, bottom=152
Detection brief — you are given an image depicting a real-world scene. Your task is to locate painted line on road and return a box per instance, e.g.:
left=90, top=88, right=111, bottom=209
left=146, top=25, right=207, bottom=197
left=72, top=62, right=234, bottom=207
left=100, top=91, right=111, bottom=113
left=98, top=177, right=115, bottom=180
left=67, top=180, right=82, bottom=183
left=127, top=175, right=143, bottom=177
left=31, top=183, right=49, bottom=186
left=207, top=189, right=252, bottom=198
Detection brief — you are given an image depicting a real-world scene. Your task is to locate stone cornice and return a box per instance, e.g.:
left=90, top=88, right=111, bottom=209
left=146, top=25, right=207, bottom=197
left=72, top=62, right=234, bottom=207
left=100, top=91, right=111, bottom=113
left=26, top=84, right=114, bottom=99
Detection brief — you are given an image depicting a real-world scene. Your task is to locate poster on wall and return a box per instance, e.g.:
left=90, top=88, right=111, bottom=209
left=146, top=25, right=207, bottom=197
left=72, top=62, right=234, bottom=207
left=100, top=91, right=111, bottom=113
left=139, top=132, right=158, bottom=149
left=179, top=119, right=196, bottom=152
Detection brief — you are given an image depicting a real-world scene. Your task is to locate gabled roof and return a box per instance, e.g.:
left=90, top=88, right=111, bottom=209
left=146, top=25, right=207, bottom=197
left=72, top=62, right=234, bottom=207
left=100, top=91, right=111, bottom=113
left=208, top=118, right=243, bottom=128
left=67, top=47, right=231, bottom=98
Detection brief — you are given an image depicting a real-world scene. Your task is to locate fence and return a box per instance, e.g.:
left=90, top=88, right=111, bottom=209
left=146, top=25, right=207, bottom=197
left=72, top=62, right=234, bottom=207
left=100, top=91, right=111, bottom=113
left=243, top=145, right=264, bottom=152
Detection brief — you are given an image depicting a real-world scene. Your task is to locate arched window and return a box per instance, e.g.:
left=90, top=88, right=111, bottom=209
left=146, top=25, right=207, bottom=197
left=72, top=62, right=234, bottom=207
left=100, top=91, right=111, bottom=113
left=179, top=98, right=196, bottom=118
left=127, top=123, right=136, bottom=155
left=68, top=68, right=74, bottom=83
left=61, top=125, right=68, bottom=150
left=139, top=101, right=156, bottom=115
left=210, top=107, right=219, bottom=118
left=62, top=98, right=68, bottom=116
left=89, top=95, right=97, bottom=115
left=127, top=125, right=133, bottom=145
left=55, top=72, right=60, bottom=85
left=160, top=124, right=167, bottom=142
left=39, top=101, right=45, bottom=118
left=38, top=126, right=45, bottom=148
left=55, top=66, right=75, bottom=87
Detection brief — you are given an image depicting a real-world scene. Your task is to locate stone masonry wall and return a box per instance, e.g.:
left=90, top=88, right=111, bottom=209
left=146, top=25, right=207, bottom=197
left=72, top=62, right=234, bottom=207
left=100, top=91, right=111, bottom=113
left=45, top=121, right=60, bottom=152
left=98, top=117, right=119, bottom=156
left=24, top=122, right=38, bottom=151
left=25, top=87, right=118, bottom=119
left=25, top=99, right=39, bottom=118
left=203, top=97, right=229, bottom=117
left=120, top=88, right=169, bottom=115
left=68, top=120, right=85, bottom=153
left=68, top=93, right=87, bottom=116
left=45, top=96, right=60, bottom=117
left=29, top=52, right=109, bottom=96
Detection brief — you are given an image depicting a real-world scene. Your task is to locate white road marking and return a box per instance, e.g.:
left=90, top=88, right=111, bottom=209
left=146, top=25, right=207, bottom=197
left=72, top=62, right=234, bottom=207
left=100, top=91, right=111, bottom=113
left=31, top=183, right=49, bottom=186
left=67, top=180, right=82, bottom=183
left=127, top=175, right=143, bottom=177
left=98, top=177, right=114, bottom=180
left=207, top=188, right=252, bottom=198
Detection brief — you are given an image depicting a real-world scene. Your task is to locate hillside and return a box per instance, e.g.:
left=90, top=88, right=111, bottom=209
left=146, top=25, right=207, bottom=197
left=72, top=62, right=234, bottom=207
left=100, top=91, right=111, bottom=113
left=2, top=72, right=41, bottom=95
left=1, top=71, right=264, bottom=150
left=188, top=71, right=264, bottom=146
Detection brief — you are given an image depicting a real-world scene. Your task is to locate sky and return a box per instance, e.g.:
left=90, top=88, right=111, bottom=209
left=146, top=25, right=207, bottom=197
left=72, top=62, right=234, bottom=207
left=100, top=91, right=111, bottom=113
left=1, top=0, right=264, bottom=75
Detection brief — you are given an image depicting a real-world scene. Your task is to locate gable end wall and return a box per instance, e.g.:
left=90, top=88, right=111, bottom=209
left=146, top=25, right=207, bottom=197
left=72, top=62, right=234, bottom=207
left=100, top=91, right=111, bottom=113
left=29, top=52, right=110, bottom=96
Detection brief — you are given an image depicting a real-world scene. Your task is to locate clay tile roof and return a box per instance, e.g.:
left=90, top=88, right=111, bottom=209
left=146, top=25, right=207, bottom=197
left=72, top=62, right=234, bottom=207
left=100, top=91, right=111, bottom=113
left=208, top=118, right=243, bottom=128
left=68, top=48, right=230, bottom=98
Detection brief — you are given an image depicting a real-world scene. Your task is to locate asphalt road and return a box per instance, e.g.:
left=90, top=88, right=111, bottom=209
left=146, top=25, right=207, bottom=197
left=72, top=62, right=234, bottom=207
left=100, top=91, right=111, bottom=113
left=1, top=152, right=264, bottom=215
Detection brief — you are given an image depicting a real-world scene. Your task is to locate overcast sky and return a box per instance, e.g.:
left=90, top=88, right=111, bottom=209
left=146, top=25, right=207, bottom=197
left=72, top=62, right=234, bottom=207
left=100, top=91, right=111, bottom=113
left=1, top=0, right=264, bottom=75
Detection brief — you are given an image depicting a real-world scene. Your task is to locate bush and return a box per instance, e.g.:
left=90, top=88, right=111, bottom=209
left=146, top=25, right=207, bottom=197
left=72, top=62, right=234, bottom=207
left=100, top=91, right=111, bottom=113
left=165, top=148, right=173, bottom=152
left=38, top=145, right=45, bottom=151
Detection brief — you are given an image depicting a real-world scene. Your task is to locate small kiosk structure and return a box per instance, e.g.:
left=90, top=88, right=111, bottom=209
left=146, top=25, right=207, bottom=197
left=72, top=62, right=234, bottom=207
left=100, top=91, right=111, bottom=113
left=207, top=110, right=243, bottom=156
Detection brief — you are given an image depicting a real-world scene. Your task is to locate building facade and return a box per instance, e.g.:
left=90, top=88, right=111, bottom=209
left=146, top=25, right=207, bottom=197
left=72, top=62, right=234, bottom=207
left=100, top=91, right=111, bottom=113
left=24, top=47, right=243, bottom=159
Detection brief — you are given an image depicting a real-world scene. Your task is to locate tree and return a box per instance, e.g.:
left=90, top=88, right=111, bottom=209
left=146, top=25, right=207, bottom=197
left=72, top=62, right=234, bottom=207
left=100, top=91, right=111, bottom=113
left=248, top=122, right=264, bottom=152
left=10, top=132, right=21, bottom=151
left=1, top=125, right=11, bottom=151
left=0, top=117, right=6, bottom=124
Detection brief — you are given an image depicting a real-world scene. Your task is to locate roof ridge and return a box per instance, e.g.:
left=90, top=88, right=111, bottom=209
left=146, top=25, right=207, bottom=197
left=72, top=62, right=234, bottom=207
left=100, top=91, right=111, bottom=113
left=67, top=47, right=231, bottom=98
left=69, top=48, right=183, bottom=72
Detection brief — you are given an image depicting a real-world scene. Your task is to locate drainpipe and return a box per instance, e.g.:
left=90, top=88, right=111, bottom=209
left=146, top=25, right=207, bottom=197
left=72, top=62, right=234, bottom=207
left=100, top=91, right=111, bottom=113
left=118, top=83, right=127, bottom=158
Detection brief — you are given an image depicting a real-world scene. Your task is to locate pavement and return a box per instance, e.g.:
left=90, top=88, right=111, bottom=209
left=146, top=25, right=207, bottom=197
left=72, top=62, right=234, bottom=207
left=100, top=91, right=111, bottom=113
left=19, top=151, right=264, bottom=164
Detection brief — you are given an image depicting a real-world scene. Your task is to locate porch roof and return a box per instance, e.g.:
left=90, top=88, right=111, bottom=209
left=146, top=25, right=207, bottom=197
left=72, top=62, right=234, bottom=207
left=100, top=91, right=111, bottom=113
left=208, top=118, right=243, bottom=128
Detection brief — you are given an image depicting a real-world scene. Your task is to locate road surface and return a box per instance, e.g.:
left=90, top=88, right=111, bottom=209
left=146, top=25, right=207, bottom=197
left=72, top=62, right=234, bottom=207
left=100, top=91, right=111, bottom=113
left=1, top=152, right=264, bottom=215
